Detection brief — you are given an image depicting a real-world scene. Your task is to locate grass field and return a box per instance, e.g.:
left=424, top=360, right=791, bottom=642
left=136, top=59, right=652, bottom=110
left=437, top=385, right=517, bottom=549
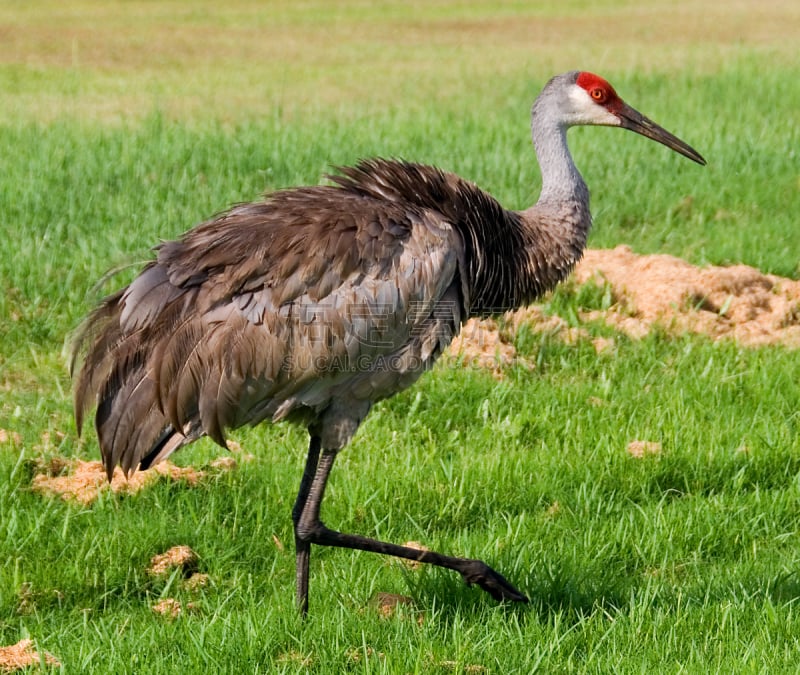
left=2, top=0, right=800, bottom=671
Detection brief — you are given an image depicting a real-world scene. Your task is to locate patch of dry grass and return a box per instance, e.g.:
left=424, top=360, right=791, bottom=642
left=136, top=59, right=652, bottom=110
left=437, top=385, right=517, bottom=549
left=627, top=440, right=663, bottom=458
left=1, top=0, right=798, bottom=122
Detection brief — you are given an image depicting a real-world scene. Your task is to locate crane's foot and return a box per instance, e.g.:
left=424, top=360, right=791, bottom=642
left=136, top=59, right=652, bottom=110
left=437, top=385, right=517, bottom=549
left=457, top=559, right=529, bottom=603
left=292, top=442, right=529, bottom=613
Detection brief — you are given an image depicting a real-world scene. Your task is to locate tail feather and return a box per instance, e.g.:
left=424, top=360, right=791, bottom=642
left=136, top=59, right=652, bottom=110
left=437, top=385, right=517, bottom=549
left=71, top=290, right=126, bottom=434
left=155, top=315, right=203, bottom=420
left=97, top=366, right=157, bottom=477
left=71, top=284, right=203, bottom=478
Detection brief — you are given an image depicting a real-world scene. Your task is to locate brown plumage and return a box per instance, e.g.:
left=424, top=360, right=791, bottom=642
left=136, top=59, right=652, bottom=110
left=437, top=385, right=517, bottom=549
left=73, top=160, right=544, bottom=472
left=72, top=71, right=705, bottom=615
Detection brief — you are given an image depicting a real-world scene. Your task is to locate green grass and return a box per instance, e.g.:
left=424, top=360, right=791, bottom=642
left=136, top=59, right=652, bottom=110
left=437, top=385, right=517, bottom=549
left=4, top=337, right=800, bottom=671
left=2, top=0, right=800, bottom=672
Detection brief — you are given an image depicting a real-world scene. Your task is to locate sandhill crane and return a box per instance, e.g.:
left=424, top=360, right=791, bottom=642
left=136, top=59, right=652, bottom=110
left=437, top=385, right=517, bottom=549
left=72, top=71, right=705, bottom=615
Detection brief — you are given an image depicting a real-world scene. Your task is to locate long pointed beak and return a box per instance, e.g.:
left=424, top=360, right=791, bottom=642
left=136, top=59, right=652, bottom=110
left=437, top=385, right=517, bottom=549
left=617, top=103, right=706, bottom=166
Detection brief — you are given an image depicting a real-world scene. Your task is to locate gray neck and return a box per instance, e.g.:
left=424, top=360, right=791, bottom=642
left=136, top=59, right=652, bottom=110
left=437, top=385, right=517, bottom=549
left=497, top=99, right=593, bottom=308
left=530, top=103, right=589, bottom=207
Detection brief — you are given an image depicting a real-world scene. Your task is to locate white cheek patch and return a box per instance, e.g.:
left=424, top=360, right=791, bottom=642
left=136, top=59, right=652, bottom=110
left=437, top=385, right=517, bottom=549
left=568, top=86, right=620, bottom=126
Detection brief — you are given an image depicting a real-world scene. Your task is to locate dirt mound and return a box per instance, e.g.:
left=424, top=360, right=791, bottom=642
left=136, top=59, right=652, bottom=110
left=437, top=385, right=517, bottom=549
left=449, top=246, right=800, bottom=368
left=447, top=317, right=517, bottom=374
left=146, top=546, right=207, bottom=619
left=151, top=597, right=199, bottom=619
left=147, top=545, right=198, bottom=577
left=32, top=459, right=205, bottom=505
left=0, top=640, right=60, bottom=672
left=573, top=246, right=800, bottom=346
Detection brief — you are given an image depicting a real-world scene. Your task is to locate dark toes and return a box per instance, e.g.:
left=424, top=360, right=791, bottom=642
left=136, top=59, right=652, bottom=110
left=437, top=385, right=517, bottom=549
left=460, top=560, right=528, bottom=603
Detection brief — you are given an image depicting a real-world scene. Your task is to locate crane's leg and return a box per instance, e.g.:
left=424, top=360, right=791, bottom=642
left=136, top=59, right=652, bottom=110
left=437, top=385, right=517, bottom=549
left=293, top=446, right=528, bottom=614
left=292, top=435, right=322, bottom=616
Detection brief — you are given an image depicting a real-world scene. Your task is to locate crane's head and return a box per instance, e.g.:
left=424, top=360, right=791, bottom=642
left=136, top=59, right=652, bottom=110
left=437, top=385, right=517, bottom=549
left=554, top=71, right=706, bottom=165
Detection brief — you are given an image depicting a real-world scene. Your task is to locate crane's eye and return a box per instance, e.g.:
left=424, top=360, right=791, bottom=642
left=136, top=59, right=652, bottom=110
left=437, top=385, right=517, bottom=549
left=591, top=88, right=607, bottom=103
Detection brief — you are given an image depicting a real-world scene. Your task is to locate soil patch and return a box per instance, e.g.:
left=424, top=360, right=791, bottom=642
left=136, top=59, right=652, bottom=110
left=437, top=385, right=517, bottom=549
left=573, top=246, right=800, bottom=346
left=147, top=545, right=198, bottom=577
left=0, top=640, right=60, bottom=672
left=449, top=246, right=800, bottom=368
left=32, top=459, right=205, bottom=505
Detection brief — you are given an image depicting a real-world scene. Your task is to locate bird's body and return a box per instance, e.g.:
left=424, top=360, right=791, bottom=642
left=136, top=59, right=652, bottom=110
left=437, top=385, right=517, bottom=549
left=72, top=71, right=705, bottom=614
left=75, top=158, right=587, bottom=474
